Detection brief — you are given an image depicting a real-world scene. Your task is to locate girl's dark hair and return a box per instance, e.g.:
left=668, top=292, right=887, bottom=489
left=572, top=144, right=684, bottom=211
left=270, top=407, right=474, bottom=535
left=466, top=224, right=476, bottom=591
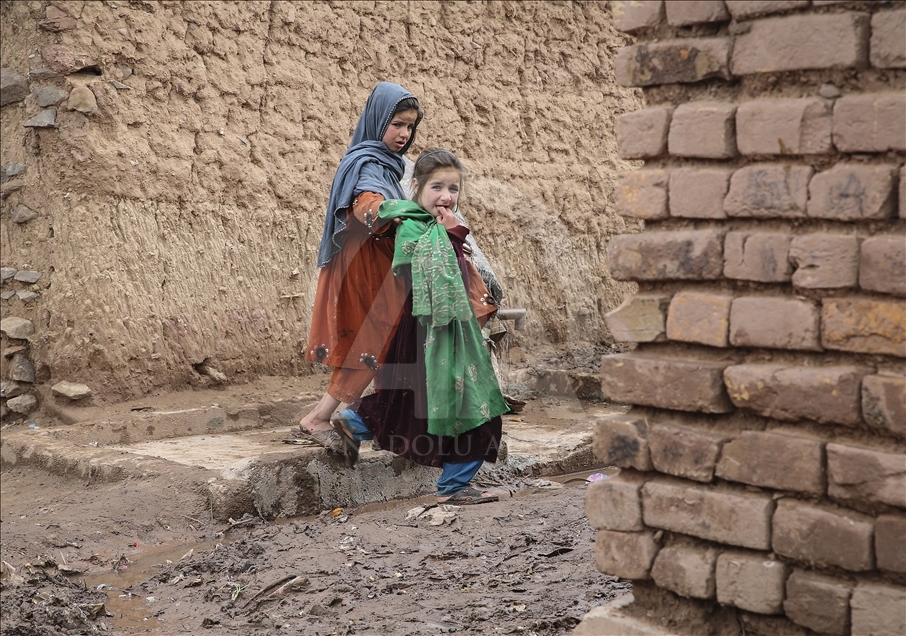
left=411, top=148, right=465, bottom=203
left=394, top=96, right=423, bottom=129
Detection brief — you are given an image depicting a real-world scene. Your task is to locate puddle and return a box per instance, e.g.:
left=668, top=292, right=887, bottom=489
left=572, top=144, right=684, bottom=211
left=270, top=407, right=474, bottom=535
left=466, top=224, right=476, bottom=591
left=81, top=539, right=225, bottom=633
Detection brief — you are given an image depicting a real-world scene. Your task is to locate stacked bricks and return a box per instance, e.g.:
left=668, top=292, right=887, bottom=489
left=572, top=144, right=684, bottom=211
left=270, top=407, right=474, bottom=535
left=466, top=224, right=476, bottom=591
left=586, top=2, right=906, bottom=635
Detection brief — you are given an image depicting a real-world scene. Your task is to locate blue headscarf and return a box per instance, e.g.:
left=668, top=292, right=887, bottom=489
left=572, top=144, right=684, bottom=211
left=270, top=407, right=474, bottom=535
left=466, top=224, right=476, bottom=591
left=317, top=82, right=421, bottom=268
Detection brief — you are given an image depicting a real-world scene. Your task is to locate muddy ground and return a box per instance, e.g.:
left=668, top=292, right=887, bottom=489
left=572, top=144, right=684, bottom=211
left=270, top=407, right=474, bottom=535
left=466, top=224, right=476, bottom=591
left=1, top=348, right=631, bottom=635
left=0, top=464, right=627, bottom=636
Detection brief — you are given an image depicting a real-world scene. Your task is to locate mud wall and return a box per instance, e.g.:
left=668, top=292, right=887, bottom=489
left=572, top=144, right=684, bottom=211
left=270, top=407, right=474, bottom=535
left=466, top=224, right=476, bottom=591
left=581, top=1, right=906, bottom=635
left=0, top=0, right=643, bottom=408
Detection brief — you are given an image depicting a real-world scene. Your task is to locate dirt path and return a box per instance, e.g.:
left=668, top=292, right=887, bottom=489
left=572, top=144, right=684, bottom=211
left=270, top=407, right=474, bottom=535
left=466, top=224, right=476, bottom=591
left=1, top=464, right=628, bottom=635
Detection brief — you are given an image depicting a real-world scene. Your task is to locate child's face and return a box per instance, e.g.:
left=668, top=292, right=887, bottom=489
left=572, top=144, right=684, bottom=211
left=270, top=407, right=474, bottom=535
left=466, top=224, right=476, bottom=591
left=382, top=109, right=419, bottom=153
left=416, top=168, right=461, bottom=217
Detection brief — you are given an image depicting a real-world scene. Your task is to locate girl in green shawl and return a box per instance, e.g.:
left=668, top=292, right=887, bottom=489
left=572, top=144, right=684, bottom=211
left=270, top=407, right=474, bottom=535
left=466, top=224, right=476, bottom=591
left=331, top=149, right=509, bottom=505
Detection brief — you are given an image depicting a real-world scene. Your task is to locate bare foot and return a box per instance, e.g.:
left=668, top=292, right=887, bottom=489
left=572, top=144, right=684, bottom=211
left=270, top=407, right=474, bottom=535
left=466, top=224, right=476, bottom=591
left=298, top=413, right=332, bottom=434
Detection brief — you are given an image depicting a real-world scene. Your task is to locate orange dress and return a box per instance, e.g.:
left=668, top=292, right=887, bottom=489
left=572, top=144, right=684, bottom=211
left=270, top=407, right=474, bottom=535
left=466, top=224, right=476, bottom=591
left=306, top=192, right=408, bottom=376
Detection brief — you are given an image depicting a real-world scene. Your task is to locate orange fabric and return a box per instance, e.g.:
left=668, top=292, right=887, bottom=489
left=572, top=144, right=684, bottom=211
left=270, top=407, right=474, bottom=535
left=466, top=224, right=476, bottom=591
left=307, top=192, right=408, bottom=375
left=327, top=366, right=378, bottom=404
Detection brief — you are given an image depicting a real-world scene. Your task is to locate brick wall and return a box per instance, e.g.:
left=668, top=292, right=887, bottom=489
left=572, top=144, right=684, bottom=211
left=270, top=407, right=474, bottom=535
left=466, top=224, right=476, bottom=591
left=579, top=1, right=906, bottom=635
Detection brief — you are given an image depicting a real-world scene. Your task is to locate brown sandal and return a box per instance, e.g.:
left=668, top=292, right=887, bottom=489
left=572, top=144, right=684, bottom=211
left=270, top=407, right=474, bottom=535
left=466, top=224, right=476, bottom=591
left=331, top=414, right=361, bottom=469
left=293, top=427, right=344, bottom=453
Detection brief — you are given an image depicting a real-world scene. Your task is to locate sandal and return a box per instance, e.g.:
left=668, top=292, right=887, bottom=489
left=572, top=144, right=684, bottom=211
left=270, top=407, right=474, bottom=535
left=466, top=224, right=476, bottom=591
left=331, top=413, right=361, bottom=469
left=293, top=426, right=345, bottom=454
left=437, top=486, right=499, bottom=505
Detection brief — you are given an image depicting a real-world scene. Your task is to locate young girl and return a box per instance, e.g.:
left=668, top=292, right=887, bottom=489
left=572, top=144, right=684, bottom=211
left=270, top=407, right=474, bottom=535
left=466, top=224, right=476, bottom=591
left=331, top=149, right=510, bottom=505
left=299, top=82, right=423, bottom=449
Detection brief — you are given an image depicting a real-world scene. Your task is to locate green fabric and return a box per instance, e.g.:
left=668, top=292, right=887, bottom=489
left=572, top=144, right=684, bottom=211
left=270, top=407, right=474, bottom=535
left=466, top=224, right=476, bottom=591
left=378, top=199, right=509, bottom=436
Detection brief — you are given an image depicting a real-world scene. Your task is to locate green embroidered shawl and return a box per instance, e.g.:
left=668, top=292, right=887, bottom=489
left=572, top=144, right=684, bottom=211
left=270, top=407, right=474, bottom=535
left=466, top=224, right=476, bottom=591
left=378, top=199, right=509, bottom=437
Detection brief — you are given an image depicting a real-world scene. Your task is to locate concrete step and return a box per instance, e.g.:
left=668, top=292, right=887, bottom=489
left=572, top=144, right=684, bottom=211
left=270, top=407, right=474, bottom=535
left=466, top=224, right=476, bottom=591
left=1, top=376, right=624, bottom=522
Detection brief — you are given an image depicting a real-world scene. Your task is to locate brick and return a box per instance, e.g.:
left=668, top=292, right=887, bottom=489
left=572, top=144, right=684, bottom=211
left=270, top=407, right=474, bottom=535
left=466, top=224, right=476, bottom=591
left=592, top=413, right=653, bottom=471
left=725, top=1, right=809, bottom=20
left=716, top=431, right=824, bottom=494
left=615, top=107, right=672, bottom=159
left=573, top=600, right=671, bottom=636
left=724, top=364, right=870, bottom=426
left=731, top=12, right=870, bottom=75
left=723, top=232, right=793, bottom=282
left=643, top=479, right=774, bottom=549
left=716, top=551, right=788, bottom=615
left=724, top=165, right=812, bottom=218
left=862, top=374, right=906, bottom=439
left=850, top=582, right=906, bottom=636
left=608, top=230, right=725, bottom=281
left=611, top=0, right=664, bottom=33
left=615, top=38, right=732, bottom=87
left=784, top=570, right=852, bottom=636
left=668, top=102, right=737, bottom=159
left=651, top=543, right=718, bottom=599
left=821, top=298, right=906, bottom=357
left=871, top=8, right=906, bottom=68
left=666, top=292, right=732, bottom=348
left=736, top=98, right=832, bottom=155
left=669, top=167, right=731, bottom=219
left=877, top=515, right=906, bottom=574
left=604, top=294, right=669, bottom=343
left=833, top=93, right=906, bottom=152
left=859, top=235, right=906, bottom=297
left=789, top=233, right=859, bottom=289
left=729, top=296, right=821, bottom=351
left=773, top=498, right=874, bottom=571
left=808, top=164, right=899, bottom=220
left=666, top=1, right=729, bottom=26
left=614, top=170, right=669, bottom=219
left=649, top=423, right=730, bottom=483
left=827, top=443, right=906, bottom=509
left=601, top=354, right=734, bottom=413
left=594, top=530, right=659, bottom=580
left=585, top=472, right=646, bottom=532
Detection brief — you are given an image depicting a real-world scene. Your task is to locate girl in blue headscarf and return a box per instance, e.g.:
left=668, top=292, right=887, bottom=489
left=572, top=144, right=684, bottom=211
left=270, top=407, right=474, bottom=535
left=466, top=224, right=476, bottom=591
left=298, top=82, right=423, bottom=449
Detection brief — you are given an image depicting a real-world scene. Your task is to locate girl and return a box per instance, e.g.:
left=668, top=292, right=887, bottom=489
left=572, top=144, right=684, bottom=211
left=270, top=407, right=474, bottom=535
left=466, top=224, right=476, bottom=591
left=331, top=149, right=510, bottom=505
left=299, top=82, right=423, bottom=450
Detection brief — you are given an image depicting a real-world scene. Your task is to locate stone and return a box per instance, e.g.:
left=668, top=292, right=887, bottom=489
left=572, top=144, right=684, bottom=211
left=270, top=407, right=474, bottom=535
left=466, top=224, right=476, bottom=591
left=669, top=167, right=732, bottom=219
left=0, top=381, right=26, bottom=398
left=736, top=98, right=832, bottom=155
left=11, top=204, right=38, bottom=223
left=875, top=515, right=906, bottom=574
left=615, top=107, right=672, bottom=159
left=614, top=170, right=669, bottom=219
left=725, top=1, right=810, bottom=20
left=6, top=393, right=37, bottom=414
left=592, top=413, right=652, bottom=471
left=870, top=8, right=906, bottom=68
left=22, top=109, right=58, bottom=128
left=0, top=317, right=35, bottom=340
left=668, top=102, right=737, bottom=159
left=51, top=381, right=92, bottom=400
left=0, top=162, right=26, bottom=182
left=0, top=67, right=29, bottom=106
left=611, top=1, right=664, bottom=33
left=67, top=86, right=98, bottom=115
left=14, top=271, right=42, bottom=284
left=594, top=530, right=659, bottom=580
left=8, top=354, right=35, bottom=383
left=666, top=1, right=728, bottom=26
left=585, top=472, right=646, bottom=532
left=15, top=291, right=37, bottom=303
left=833, top=93, right=906, bottom=152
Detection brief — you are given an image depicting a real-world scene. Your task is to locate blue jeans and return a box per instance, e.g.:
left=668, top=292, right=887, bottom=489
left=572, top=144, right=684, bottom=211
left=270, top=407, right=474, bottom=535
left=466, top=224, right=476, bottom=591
left=338, top=409, right=483, bottom=496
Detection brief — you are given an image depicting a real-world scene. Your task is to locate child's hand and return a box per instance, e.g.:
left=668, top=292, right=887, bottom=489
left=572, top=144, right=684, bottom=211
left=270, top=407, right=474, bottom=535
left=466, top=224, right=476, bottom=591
left=435, top=206, right=461, bottom=230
